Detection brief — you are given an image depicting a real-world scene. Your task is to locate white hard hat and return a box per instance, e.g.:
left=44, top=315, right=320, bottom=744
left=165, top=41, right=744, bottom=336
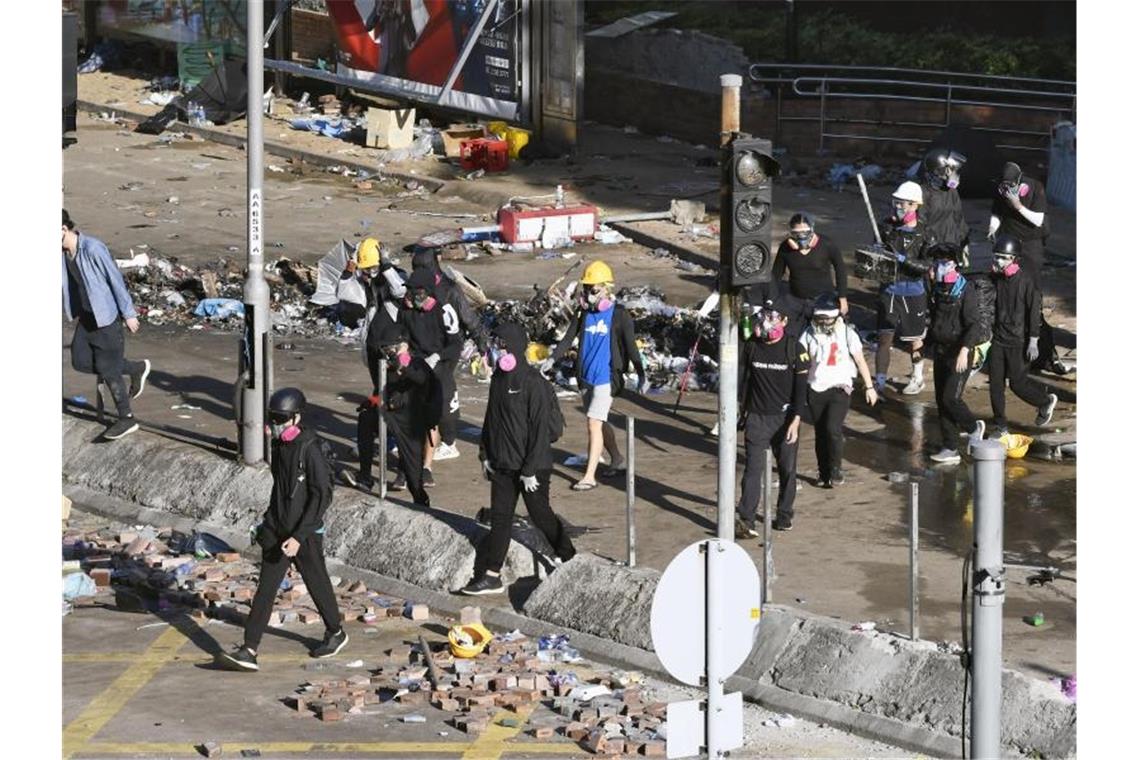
left=892, top=181, right=924, bottom=204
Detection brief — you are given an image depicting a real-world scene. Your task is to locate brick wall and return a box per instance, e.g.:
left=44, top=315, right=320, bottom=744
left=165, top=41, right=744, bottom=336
left=291, top=8, right=338, bottom=63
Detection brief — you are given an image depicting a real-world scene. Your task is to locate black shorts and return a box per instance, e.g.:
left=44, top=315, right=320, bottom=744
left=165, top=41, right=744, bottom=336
left=877, top=291, right=927, bottom=341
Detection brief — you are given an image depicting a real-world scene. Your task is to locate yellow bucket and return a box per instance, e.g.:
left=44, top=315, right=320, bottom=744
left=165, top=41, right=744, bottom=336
left=487, top=120, right=509, bottom=140
left=525, top=342, right=550, bottom=363
left=505, top=126, right=531, bottom=159
left=448, top=623, right=493, bottom=658
left=1000, top=433, right=1033, bottom=459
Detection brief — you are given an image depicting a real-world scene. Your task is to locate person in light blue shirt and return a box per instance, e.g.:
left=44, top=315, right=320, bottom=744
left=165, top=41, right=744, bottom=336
left=62, top=209, right=151, bottom=440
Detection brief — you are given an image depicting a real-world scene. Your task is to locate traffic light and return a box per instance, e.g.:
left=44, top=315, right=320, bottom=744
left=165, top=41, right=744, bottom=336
left=720, top=135, right=780, bottom=289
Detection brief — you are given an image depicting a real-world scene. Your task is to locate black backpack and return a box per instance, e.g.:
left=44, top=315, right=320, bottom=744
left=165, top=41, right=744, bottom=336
left=297, top=434, right=339, bottom=494
left=968, top=275, right=997, bottom=344
left=543, top=375, right=566, bottom=443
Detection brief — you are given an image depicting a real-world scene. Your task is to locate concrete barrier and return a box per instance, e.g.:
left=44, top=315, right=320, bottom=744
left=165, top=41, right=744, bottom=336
left=62, top=416, right=1075, bottom=757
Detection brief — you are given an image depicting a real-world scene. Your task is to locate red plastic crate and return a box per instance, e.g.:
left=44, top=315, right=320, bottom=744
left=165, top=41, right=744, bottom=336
left=459, top=138, right=509, bottom=172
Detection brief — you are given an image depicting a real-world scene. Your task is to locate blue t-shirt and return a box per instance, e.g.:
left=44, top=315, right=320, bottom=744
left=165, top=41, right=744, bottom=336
left=581, top=308, right=614, bottom=387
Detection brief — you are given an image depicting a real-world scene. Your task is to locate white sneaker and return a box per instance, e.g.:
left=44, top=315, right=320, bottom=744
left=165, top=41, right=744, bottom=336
left=901, top=375, right=926, bottom=395
left=930, top=448, right=961, bottom=464
left=434, top=442, right=461, bottom=461
left=970, top=420, right=985, bottom=442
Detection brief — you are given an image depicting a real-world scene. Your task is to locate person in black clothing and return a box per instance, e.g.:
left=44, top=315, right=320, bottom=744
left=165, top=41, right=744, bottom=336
left=411, top=248, right=488, bottom=463
left=734, top=297, right=809, bottom=535
left=772, top=212, right=848, bottom=334
left=459, top=322, right=576, bottom=596
left=918, top=148, right=971, bottom=262
left=988, top=236, right=1058, bottom=437
left=926, top=246, right=987, bottom=465
left=372, top=319, right=442, bottom=505
left=400, top=267, right=462, bottom=489
left=220, top=388, right=346, bottom=672
left=988, top=161, right=1071, bottom=376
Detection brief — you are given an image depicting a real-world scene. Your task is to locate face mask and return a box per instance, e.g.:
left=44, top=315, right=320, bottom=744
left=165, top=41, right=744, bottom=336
left=893, top=204, right=918, bottom=225
left=585, top=289, right=612, bottom=312
left=935, top=261, right=959, bottom=284
left=760, top=318, right=785, bottom=342
left=993, top=256, right=1020, bottom=277
left=944, top=173, right=960, bottom=190
left=268, top=422, right=300, bottom=441
left=412, top=291, right=437, bottom=311
left=999, top=182, right=1029, bottom=198
left=791, top=231, right=813, bottom=250
left=812, top=317, right=837, bottom=335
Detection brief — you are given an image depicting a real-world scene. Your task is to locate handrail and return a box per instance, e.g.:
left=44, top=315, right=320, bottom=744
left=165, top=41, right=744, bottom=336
left=790, top=76, right=1074, bottom=102
left=749, top=62, right=1075, bottom=91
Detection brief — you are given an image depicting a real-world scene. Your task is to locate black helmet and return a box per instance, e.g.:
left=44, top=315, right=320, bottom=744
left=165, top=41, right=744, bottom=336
left=812, top=292, right=840, bottom=318
left=268, top=387, right=306, bottom=423
left=992, top=234, right=1022, bottom=258
left=923, top=148, right=966, bottom=188
left=929, top=242, right=964, bottom=265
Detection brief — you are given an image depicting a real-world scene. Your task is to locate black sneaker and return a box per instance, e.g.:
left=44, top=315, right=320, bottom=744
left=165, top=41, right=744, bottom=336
left=831, top=469, right=846, bottom=486
left=104, top=417, right=140, bottom=440
left=1035, top=394, right=1058, bottom=427
left=389, top=471, right=407, bottom=491
left=129, top=359, right=152, bottom=399
left=459, top=574, right=504, bottom=596
left=220, top=645, right=258, bottom=671
left=817, top=471, right=832, bottom=489
left=310, top=629, right=348, bottom=659
left=422, top=467, right=436, bottom=488
left=772, top=515, right=794, bottom=532
left=1045, top=359, right=1074, bottom=376
left=734, top=514, right=758, bottom=539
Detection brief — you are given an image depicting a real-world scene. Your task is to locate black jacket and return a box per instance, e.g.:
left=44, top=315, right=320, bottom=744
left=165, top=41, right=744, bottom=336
left=991, top=176, right=1049, bottom=243
left=992, top=270, right=1041, bottom=348
left=929, top=280, right=984, bottom=351
left=412, top=252, right=488, bottom=352
left=260, top=428, right=333, bottom=547
left=400, top=299, right=462, bottom=364
left=481, top=323, right=554, bottom=476
left=772, top=233, right=848, bottom=300
left=879, top=217, right=936, bottom=279
left=384, top=355, right=442, bottom=435
left=551, top=303, right=645, bottom=394
left=919, top=183, right=970, bottom=248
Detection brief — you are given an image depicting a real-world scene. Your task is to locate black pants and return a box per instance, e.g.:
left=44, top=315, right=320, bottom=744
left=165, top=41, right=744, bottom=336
left=435, top=359, right=459, bottom=446
left=357, top=405, right=380, bottom=483
left=737, top=412, right=798, bottom=525
left=243, top=534, right=341, bottom=651
left=385, top=411, right=429, bottom=506
left=1017, top=240, right=1059, bottom=370
left=807, top=386, right=851, bottom=478
left=989, top=344, right=1050, bottom=429
left=71, top=318, right=143, bottom=418
left=477, top=469, right=575, bottom=574
left=337, top=301, right=367, bottom=330
left=932, top=347, right=977, bottom=448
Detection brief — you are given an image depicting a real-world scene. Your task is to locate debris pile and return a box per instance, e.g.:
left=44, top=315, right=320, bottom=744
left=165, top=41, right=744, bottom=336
left=62, top=527, right=417, bottom=627
left=285, top=628, right=668, bottom=755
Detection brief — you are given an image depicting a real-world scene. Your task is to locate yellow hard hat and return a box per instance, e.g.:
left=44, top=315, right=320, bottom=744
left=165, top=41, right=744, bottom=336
left=356, top=238, right=382, bottom=269
left=582, top=260, right=614, bottom=285
left=448, top=623, right=493, bottom=658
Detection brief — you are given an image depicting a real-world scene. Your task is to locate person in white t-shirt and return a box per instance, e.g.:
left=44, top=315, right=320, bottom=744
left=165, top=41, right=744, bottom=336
left=799, top=294, right=879, bottom=487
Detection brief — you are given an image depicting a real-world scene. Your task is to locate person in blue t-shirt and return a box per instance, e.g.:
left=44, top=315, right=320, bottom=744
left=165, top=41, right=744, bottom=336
left=547, top=261, right=647, bottom=491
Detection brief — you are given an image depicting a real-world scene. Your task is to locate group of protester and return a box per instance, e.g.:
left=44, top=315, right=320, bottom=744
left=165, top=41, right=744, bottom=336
left=61, top=146, right=1069, bottom=669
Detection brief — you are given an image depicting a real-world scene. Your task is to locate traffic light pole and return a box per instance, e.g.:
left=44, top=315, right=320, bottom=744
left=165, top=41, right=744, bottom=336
left=241, top=0, right=271, bottom=465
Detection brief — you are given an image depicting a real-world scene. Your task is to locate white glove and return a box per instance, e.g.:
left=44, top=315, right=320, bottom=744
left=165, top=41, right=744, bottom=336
left=638, top=376, right=651, bottom=395
left=539, top=358, right=554, bottom=375
left=521, top=474, right=539, bottom=492
left=481, top=458, right=495, bottom=481
left=1026, top=337, right=1040, bottom=363
left=425, top=353, right=440, bottom=369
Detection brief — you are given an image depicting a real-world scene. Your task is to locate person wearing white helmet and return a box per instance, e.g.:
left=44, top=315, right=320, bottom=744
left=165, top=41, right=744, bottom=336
left=874, top=181, right=936, bottom=395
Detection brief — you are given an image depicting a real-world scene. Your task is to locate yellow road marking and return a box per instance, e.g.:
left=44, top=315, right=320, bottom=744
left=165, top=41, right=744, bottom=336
left=62, top=626, right=192, bottom=758
left=64, top=652, right=313, bottom=663
left=69, top=741, right=585, bottom=757
left=462, top=705, right=536, bottom=760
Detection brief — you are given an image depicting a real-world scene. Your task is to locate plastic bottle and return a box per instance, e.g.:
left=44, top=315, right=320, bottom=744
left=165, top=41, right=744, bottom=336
left=555, top=185, right=565, bottom=208
left=740, top=312, right=751, bottom=339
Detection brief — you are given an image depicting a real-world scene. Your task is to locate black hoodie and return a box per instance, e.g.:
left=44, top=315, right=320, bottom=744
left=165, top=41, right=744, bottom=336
left=919, top=183, right=970, bottom=249
left=260, top=427, right=333, bottom=548
left=992, top=268, right=1041, bottom=348
left=412, top=250, right=488, bottom=352
left=481, top=322, right=555, bottom=476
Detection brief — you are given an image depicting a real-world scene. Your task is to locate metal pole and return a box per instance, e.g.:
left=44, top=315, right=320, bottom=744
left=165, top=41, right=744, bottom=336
left=626, top=416, right=636, bottom=568
left=241, top=0, right=271, bottom=465
left=970, top=440, right=1007, bottom=759
left=910, top=481, right=919, bottom=641
left=716, top=73, right=742, bottom=544
left=705, top=539, right=727, bottom=758
left=437, top=0, right=499, bottom=104
left=761, top=449, right=773, bottom=605
left=378, top=358, right=387, bottom=502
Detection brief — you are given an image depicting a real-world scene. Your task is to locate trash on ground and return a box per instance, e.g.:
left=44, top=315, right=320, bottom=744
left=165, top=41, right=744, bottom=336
left=828, top=162, right=883, bottom=189
left=63, top=572, right=97, bottom=601
left=762, top=713, right=798, bottom=729
left=194, top=298, right=245, bottom=320
left=852, top=621, right=876, bottom=632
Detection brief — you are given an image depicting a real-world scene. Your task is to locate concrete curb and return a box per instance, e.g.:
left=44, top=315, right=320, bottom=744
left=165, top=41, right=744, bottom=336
left=62, top=365, right=1076, bottom=755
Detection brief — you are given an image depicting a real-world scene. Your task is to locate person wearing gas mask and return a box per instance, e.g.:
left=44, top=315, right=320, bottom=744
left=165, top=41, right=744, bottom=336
left=875, top=181, right=936, bottom=395
left=799, top=294, right=878, bottom=488
left=363, top=319, right=442, bottom=504
left=772, top=212, right=849, bottom=333
left=459, top=322, right=576, bottom=596
left=918, top=148, right=971, bottom=261
left=988, top=235, right=1058, bottom=438
left=734, top=297, right=809, bottom=535
left=988, top=161, right=1071, bottom=376
left=220, top=388, right=346, bottom=672
left=400, top=267, right=462, bottom=489
left=335, top=237, right=387, bottom=330
left=546, top=260, right=647, bottom=491
left=926, top=245, right=987, bottom=464
left=411, top=247, right=489, bottom=464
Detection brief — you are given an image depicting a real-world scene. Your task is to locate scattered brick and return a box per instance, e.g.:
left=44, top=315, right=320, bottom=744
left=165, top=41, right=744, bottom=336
left=197, top=741, right=222, bottom=758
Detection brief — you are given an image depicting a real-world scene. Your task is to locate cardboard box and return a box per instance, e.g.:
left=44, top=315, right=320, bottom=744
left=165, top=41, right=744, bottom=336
left=441, top=123, right=487, bottom=158
left=366, top=107, right=416, bottom=150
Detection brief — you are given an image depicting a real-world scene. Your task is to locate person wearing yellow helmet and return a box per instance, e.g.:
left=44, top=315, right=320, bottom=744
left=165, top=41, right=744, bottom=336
left=334, top=237, right=386, bottom=329
left=546, top=260, right=647, bottom=491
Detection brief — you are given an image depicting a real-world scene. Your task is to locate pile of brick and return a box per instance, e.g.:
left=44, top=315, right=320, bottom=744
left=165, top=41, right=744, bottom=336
left=285, top=627, right=666, bottom=756
left=62, top=527, right=421, bottom=627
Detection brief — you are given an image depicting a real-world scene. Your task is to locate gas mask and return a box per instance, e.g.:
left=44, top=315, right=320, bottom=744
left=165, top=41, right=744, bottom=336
left=812, top=315, right=838, bottom=336
left=993, top=254, right=1020, bottom=277
left=582, top=285, right=612, bottom=312
left=268, top=419, right=300, bottom=441
left=892, top=202, right=918, bottom=226
left=931, top=161, right=963, bottom=190
left=487, top=341, right=518, bottom=372
left=383, top=345, right=411, bottom=368
left=934, top=260, right=959, bottom=285
left=410, top=288, right=437, bottom=311
left=758, top=309, right=786, bottom=342
left=790, top=229, right=814, bottom=250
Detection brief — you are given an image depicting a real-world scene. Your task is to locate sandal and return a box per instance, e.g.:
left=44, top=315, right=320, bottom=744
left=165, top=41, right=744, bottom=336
left=571, top=481, right=598, bottom=491
left=600, top=465, right=627, bottom=478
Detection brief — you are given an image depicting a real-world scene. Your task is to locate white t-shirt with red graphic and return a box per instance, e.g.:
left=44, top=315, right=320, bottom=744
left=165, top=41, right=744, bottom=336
left=800, top=319, right=862, bottom=393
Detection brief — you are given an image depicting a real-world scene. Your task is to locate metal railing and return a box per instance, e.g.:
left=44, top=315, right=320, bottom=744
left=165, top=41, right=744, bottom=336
left=748, top=63, right=1076, bottom=154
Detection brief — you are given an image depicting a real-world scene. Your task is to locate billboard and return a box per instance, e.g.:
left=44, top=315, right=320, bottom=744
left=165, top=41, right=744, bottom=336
left=96, top=0, right=247, bottom=46
left=327, top=0, right=523, bottom=121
